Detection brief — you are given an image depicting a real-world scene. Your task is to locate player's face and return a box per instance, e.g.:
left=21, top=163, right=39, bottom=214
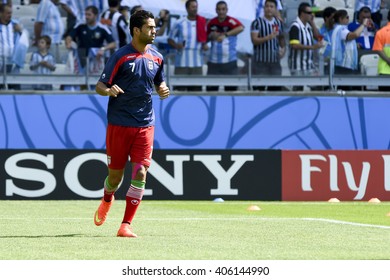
left=264, top=2, right=276, bottom=18
left=186, top=1, right=198, bottom=18
left=38, top=39, right=48, bottom=51
left=0, top=6, right=12, bottom=24
left=139, top=18, right=156, bottom=44
left=216, top=4, right=227, bottom=20
left=85, top=10, right=97, bottom=25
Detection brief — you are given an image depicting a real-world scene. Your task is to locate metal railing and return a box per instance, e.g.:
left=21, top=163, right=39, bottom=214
left=1, top=54, right=389, bottom=95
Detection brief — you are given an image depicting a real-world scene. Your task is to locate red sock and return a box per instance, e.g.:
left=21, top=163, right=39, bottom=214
left=103, top=189, right=114, bottom=202
left=122, top=185, right=144, bottom=224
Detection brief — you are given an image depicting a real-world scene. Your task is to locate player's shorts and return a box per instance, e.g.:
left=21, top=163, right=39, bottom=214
left=106, top=124, right=154, bottom=169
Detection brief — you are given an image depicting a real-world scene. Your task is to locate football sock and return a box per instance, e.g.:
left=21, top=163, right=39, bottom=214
left=122, top=180, right=145, bottom=224
left=103, top=177, right=115, bottom=202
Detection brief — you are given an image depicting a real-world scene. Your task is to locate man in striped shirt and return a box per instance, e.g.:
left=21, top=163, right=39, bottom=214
left=288, top=2, right=322, bottom=77
left=0, top=4, right=21, bottom=72
left=251, top=0, right=285, bottom=83
left=168, top=0, right=208, bottom=91
left=207, top=1, right=244, bottom=91
left=100, top=0, right=131, bottom=52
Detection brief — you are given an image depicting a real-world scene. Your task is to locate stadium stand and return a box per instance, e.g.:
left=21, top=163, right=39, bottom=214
left=315, top=0, right=347, bottom=9
left=12, top=4, right=38, bottom=20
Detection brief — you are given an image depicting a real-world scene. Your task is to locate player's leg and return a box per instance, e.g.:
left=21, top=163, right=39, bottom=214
left=94, top=168, right=124, bottom=226
left=94, top=124, right=129, bottom=226
left=117, top=126, right=154, bottom=238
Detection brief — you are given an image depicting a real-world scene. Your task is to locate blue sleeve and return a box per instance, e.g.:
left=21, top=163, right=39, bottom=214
left=99, top=53, right=119, bottom=84
left=154, top=59, right=165, bottom=86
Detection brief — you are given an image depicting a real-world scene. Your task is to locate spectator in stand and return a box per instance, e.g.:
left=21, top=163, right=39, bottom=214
left=348, top=6, right=378, bottom=58
left=0, top=3, right=23, bottom=89
left=69, top=0, right=108, bottom=26
left=154, top=9, right=178, bottom=56
left=130, top=5, right=143, bottom=16
left=168, top=0, right=208, bottom=91
left=101, top=0, right=131, bottom=52
left=251, top=0, right=285, bottom=91
left=318, top=6, right=336, bottom=74
left=354, top=0, right=383, bottom=27
left=60, top=0, right=78, bottom=38
left=1, top=1, right=11, bottom=6
left=331, top=9, right=368, bottom=76
left=288, top=2, right=322, bottom=77
left=119, top=5, right=130, bottom=24
left=372, top=9, right=390, bottom=91
left=255, top=0, right=284, bottom=22
left=29, top=35, right=56, bottom=90
left=34, top=0, right=65, bottom=62
left=65, top=5, right=115, bottom=89
left=207, top=1, right=244, bottom=91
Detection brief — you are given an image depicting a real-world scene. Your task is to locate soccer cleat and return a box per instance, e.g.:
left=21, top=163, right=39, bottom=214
left=94, top=196, right=115, bottom=226
left=117, top=223, right=137, bottom=238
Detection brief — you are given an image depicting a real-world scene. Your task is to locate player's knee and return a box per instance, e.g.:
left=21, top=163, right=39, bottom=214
left=132, top=163, right=147, bottom=180
left=108, top=175, right=123, bottom=188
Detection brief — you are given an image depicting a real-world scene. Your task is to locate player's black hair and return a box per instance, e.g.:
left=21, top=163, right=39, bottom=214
left=85, top=5, right=99, bottom=16
left=298, top=2, right=311, bottom=16
left=130, top=10, right=154, bottom=37
left=216, top=1, right=227, bottom=7
left=265, top=0, right=277, bottom=7
left=108, top=0, right=120, bottom=8
left=185, top=0, right=197, bottom=9
left=322, top=6, right=336, bottom=20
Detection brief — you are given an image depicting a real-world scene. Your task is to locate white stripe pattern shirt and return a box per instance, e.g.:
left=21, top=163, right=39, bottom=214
left=288, top=17, right=315, bottom=71
left=36, top=0, right=64, bottom=44
left=30, top=51, right=56, bottom=74
left=169, top=17, right=203, bottom=68
left=0, top=19, right=17, bottom=64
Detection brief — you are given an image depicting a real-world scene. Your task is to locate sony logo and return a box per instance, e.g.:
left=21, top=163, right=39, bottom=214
left=3, top=152, right=254, bottom=198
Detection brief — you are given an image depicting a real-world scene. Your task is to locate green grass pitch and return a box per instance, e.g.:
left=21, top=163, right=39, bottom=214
left=0, top=200, right=390, bottom=260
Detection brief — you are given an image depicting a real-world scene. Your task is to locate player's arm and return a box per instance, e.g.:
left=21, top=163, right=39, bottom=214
left=96, top=81, right=124, bottom=97
left=155, top=81, right=170, bottom=100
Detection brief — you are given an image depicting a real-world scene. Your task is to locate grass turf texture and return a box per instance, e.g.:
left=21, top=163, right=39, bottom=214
left=0, top=201, right=389, bottom=260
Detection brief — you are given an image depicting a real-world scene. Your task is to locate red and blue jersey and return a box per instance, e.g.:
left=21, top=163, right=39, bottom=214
left=99, top=43, right=165, bottom=127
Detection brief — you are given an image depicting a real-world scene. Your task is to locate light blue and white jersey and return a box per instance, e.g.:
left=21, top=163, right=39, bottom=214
left=30, top=51, right=56, bottom=75
left=331, top=24, right=358, bottom=70
left=0, top=19, right=18, bottom=64
left=355, top=0, right=381, bottom=13
left=36, top=0, right=64, bottom=44
left=209, top=36, right=238, bottom=63
left=72, top=0, right=108, bottom=25
left=169, top=17, right=203, bottom=67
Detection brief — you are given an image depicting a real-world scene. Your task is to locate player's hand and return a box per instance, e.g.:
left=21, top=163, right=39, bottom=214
left=106, top=84, right=124, bottom=97
left=156, top=84, right=170, bottom=100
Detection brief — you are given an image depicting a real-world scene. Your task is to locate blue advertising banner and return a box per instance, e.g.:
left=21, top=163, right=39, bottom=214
left=0, top=94, right=389, bottom=150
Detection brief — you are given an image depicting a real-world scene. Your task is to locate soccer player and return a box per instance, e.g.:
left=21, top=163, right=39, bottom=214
left=94, top=10, right=170, bottom=238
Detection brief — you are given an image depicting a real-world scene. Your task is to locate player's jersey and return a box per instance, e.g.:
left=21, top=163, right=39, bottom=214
left=99, top=43, right=165, bottom=127
left=207, top=16, right=243, bottom=63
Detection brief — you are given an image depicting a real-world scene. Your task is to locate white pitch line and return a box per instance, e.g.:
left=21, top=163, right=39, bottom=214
left=1, top=216, right=390, bottom=230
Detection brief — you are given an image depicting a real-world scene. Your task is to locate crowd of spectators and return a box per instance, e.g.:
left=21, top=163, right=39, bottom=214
left=1, top=0, right=390, bottom=91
